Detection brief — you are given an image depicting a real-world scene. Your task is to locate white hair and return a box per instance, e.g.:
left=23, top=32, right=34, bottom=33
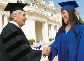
left=10, top=10, right=22, bottom=21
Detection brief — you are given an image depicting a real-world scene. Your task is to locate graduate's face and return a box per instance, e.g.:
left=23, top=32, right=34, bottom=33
left=14, top=11, right=27, bottom=27
left=61, top=10, right=69, bottom=23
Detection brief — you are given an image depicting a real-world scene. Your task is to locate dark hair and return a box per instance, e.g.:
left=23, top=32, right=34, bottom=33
left=58, top=10, right=82, bottom=35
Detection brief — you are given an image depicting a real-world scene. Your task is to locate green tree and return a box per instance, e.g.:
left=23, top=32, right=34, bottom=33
left=79, top=16, right=84, bottom=24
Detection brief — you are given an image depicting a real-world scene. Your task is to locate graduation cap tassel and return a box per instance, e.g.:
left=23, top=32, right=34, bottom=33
left=34, top=41, right=45, bottom=49
left=35, top=45, right=42, bottom=49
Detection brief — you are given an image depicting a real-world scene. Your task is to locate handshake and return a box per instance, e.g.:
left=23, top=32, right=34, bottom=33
left=42, top=47, right=51, bottom=57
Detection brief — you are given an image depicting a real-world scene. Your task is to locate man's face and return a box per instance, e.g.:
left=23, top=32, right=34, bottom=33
left=13, top=11, right=27, bottom=27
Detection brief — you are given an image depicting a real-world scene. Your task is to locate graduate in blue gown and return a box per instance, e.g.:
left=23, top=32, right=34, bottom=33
left=47, top=1, right=84, bottom=61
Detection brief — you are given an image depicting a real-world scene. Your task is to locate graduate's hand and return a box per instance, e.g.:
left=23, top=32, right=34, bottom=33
left=52, top=56, right=57, bottom=61
left=42, top=47, right=51, bottom=57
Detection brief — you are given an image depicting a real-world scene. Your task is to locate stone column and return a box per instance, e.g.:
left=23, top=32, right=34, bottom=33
left=54, top=25, right=57, bottom=37
left=29, top=19, right=36, bottom=41
left=42, top=22, right=49, bottom=43
left=0, top=14, right=2, bottom=34
left=51, top=25, right=54, bottom=38
left=21, top=19, right=36, bottom=41
left=57, top=25, right=60, bottom=32
left=48, top=25, right=51, bottom=39
left=3, top=15, right=8, bottom=27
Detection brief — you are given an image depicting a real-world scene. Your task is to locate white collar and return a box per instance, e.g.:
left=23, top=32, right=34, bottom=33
left=10, top=21, right=20, bottom=28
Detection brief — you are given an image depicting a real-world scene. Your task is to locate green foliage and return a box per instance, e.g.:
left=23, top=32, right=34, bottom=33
left=49, top=38, right=54, bottom=41
left=79, top=16, right=84, bottom=24
left=28, top=39, right=35, bottom=45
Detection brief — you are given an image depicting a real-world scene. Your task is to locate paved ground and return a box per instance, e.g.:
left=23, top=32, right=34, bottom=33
left=40, top=56, right=58, bottom=61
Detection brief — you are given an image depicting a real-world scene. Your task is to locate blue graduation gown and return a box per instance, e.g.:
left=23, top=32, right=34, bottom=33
left=48, top=24, right=84, bottom=61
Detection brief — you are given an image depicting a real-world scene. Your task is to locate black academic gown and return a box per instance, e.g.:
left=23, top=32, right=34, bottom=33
left=1, top=23, right=42, bottom=61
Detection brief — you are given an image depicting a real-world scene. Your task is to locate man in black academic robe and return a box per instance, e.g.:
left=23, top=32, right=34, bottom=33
left=0, top=3, right=51, bottom=61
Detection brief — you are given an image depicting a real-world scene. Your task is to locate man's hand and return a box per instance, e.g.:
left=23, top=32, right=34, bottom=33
left=42, top=47, right=51, bottom=57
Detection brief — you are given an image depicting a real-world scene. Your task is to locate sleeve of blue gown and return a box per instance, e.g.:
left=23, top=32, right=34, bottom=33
left=77, top=25, right=84, bottom=61
left=48, top=33, right=58, bottom=61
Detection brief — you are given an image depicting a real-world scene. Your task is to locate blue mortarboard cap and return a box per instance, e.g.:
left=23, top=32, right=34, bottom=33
left=4, top=3, right=27, bottom=14
left=58, top=1, right=79, bottom=11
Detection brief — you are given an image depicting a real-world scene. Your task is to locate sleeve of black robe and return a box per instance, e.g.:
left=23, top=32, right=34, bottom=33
left=1, top=24, right=42, bottom=61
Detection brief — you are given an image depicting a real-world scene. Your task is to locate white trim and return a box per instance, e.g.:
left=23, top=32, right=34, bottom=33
left=10, top=21, right=20, bottom=28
